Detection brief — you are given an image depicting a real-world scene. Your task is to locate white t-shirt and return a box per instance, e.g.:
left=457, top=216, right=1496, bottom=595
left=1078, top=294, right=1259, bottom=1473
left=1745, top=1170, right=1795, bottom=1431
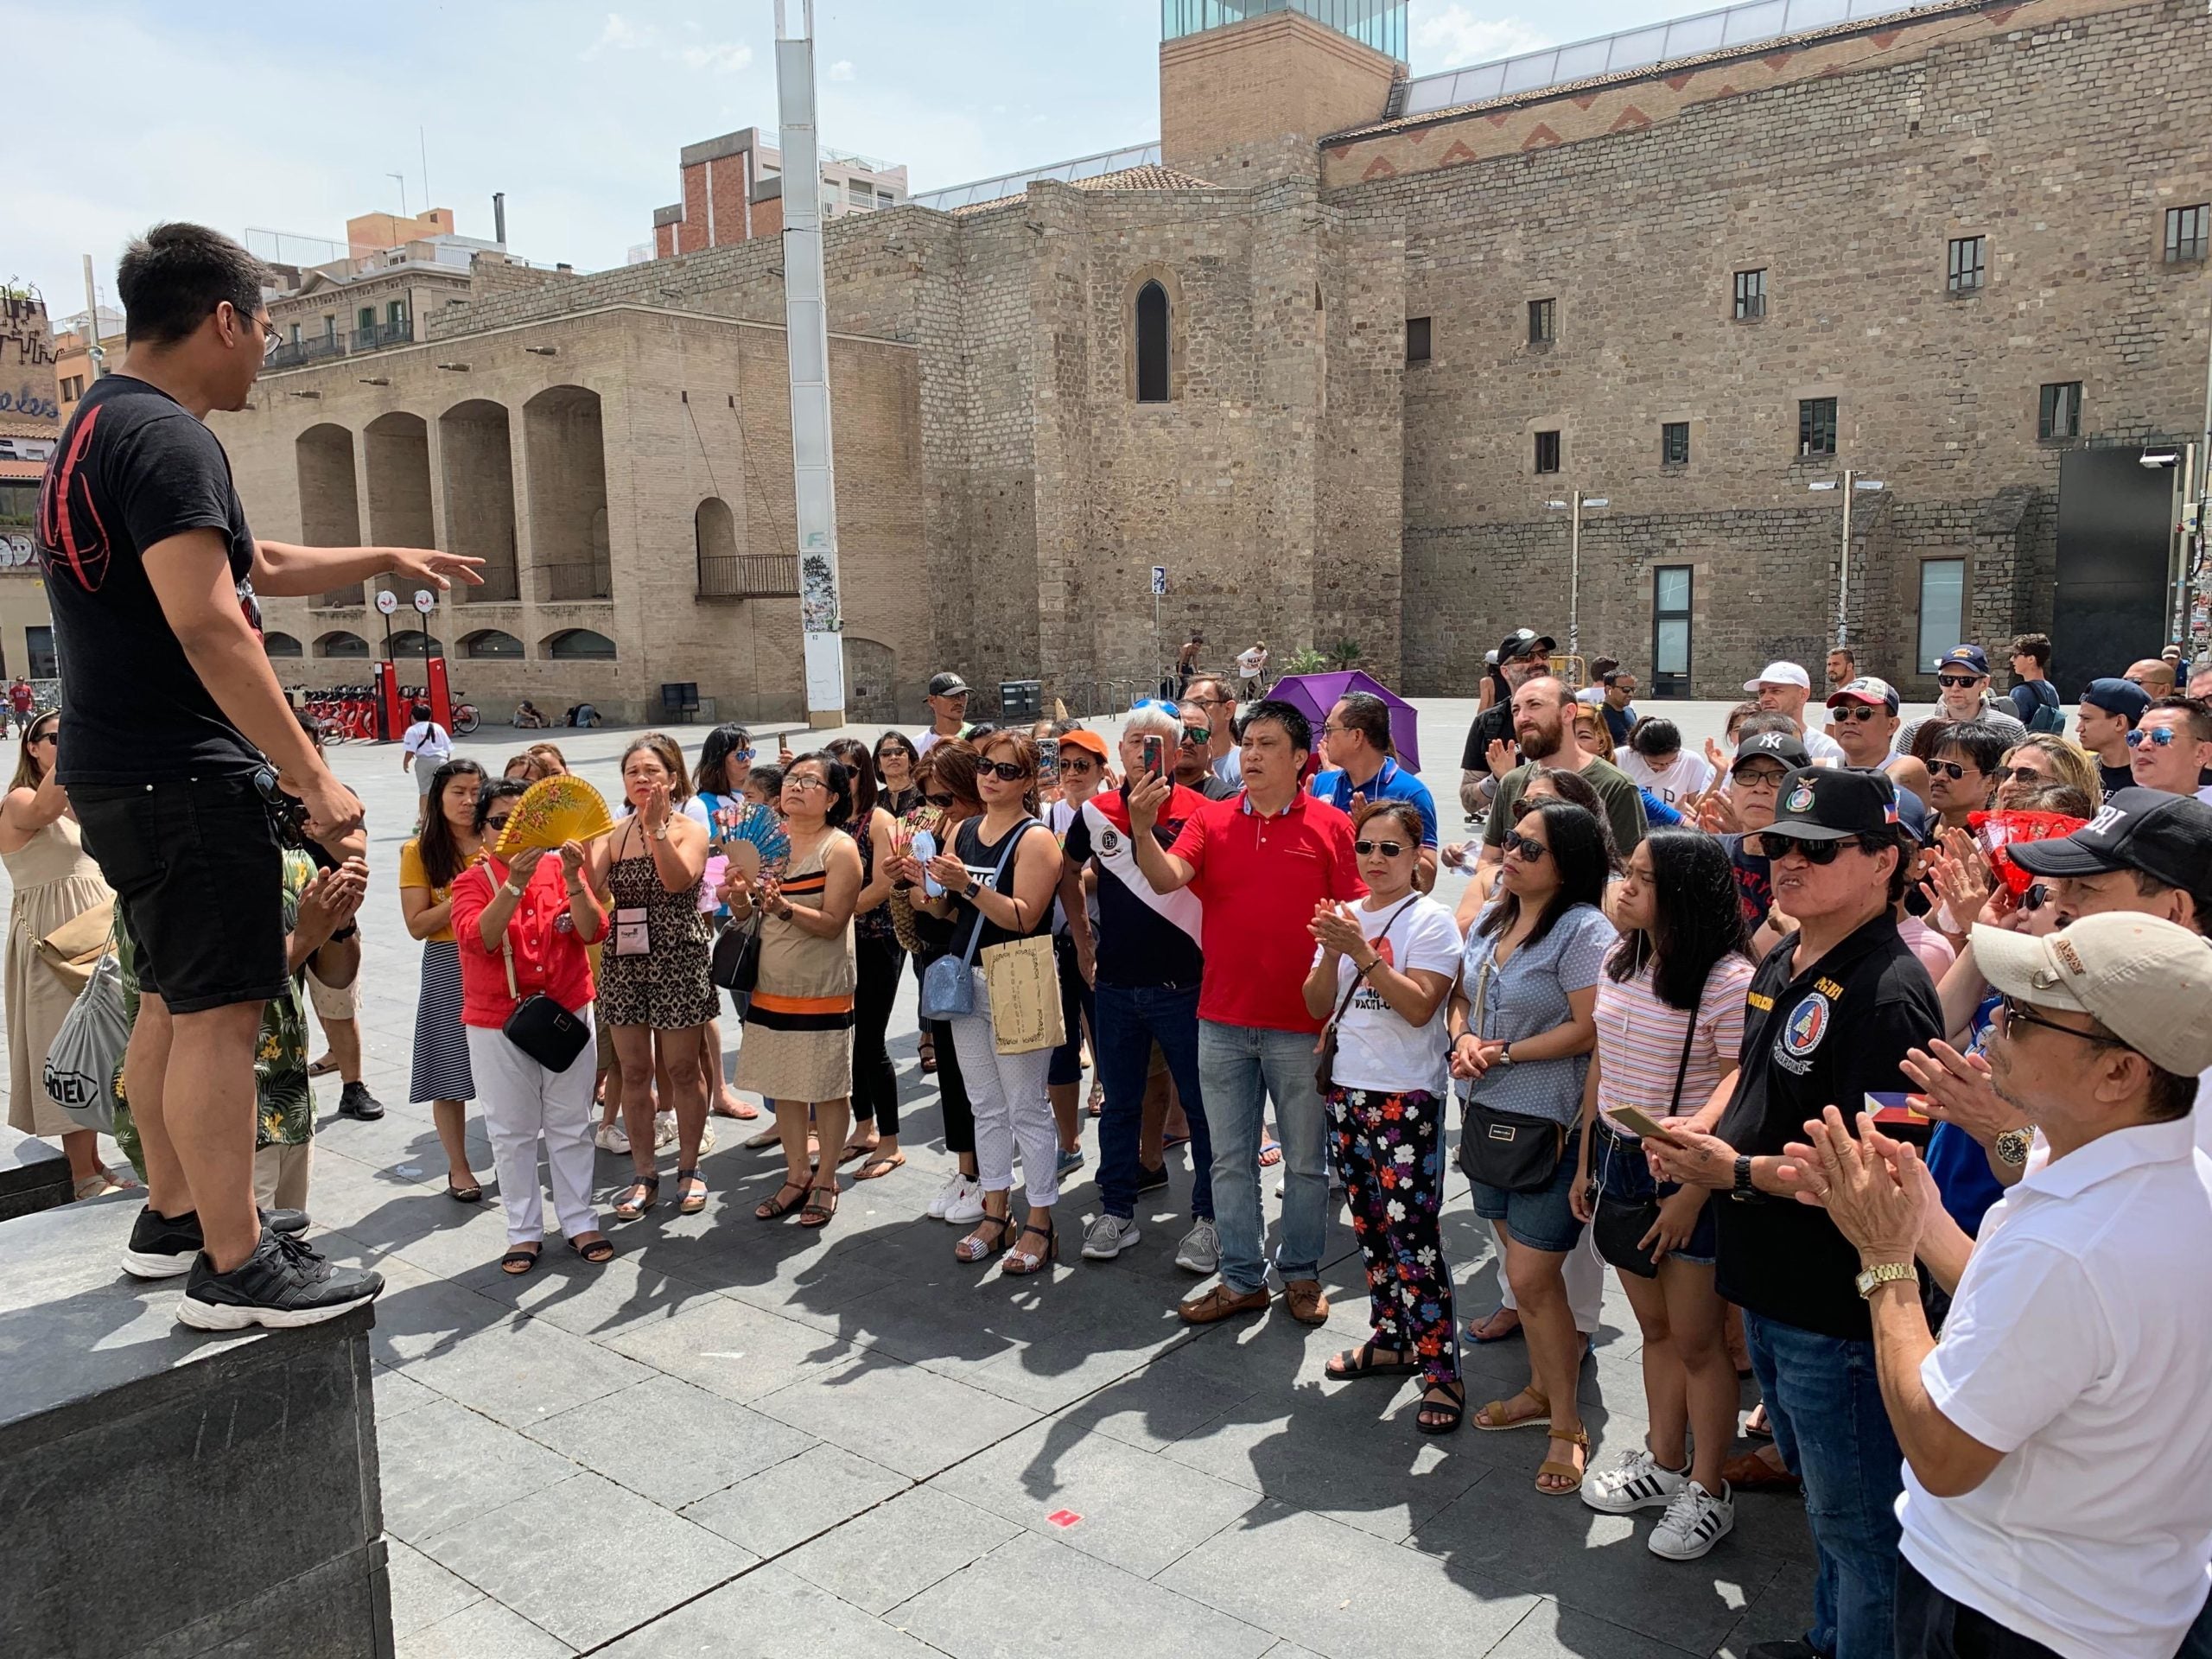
left=1901, top=1116, right=2212, bottom=1659
left=1236, top=648, right=1265, bottom=677
left=1314, top=893, right=1463, bottom=1095
left=1620, top=749, right=1715, bottom=806
left=402, top=721, right=451, bottom=764
left=1803, top=728, right=1847, bottom=766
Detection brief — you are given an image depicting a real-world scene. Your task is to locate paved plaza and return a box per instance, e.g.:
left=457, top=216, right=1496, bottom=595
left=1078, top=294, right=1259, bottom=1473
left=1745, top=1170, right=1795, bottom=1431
left=20, top=699, right=1829, bottom=1658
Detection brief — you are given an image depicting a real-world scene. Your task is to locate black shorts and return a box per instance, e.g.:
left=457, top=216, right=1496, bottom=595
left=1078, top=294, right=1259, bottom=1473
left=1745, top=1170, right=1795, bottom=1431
left=72, top=773, right=289, bottom=1014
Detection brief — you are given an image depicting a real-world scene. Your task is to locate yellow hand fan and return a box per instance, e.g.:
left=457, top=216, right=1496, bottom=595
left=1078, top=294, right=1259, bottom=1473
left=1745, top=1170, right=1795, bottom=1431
left=494, top=775, right=615, bottom=856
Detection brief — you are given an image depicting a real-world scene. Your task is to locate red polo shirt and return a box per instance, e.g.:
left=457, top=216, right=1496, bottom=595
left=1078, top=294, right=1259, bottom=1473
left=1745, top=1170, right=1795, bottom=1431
left=449, top=855, right=598, bottom=1028
left=1169, top=789, right=1365, bottom=1032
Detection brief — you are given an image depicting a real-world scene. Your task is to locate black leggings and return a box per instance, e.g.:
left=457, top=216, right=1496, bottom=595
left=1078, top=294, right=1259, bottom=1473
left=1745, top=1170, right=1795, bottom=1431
left=912, top=951, right=976, bottom=1155
left=850, top=934, right=904, bottom=1136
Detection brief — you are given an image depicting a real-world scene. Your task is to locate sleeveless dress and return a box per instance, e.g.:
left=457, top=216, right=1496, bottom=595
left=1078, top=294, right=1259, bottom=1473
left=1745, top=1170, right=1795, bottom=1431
left=733, top=831, right=857, bottom=1103
left=599, top=818, right=718, bottom=1029
left=5, top=814, right=114, bottom=1136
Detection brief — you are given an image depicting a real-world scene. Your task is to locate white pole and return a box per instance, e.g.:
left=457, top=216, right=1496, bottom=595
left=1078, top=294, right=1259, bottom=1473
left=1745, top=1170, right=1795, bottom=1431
left=1568, top=489, right=1581, bottom=659
left=1836, top=467, right=1853, bottom=646
left=80, top=255, right=103, bottom=378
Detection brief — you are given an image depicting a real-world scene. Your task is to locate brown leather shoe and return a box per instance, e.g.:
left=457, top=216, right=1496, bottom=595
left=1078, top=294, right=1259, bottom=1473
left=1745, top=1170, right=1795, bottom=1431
left=1719, top=1448, right=1802, bottom=1492
left=1179, top=1282, right=1271, bottom=1325
left=1282, top=1279, right=1331, bottom=1325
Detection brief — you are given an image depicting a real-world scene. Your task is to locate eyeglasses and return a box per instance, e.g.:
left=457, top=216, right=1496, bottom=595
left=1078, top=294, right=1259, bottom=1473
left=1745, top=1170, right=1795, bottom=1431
left=1761, top=833, right=1864, bottom=864
left=1353, top=839, right=1408, bottom=857
left=1936, top=674, right=1984, bottom=690
left=2126, top=728, right=2177, bottom=748
left=1831, top=705, right=1884, bottom=723
left=1180, top=726, right=1212, bottom=746
left=1998, top=995, right=2114, bottom=1046
left=1927, top=760, right=1980, bottom=780
left=2020, top=882, right=2051, bottom=912
left=1188, top=694, right=1231, bottom=708
left=925, top=791, right=955, bottom=807
left=783, top=774, right=829, bottom=791
left=1502, top=829, right=1549, bottom=862
left=978, top=759, right=1028, bottom=783
left=1731, top=767, right=1788, bottom=789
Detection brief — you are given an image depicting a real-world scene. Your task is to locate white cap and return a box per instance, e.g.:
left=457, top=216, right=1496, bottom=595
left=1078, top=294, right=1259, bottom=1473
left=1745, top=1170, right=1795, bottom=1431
left=1972, top=912, right=2212, bottom=1077
left=1743, top=661, right=1812, bottom=693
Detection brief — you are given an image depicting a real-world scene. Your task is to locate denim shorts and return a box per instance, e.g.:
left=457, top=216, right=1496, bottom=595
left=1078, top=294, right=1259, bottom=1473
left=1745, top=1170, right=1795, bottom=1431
left=1592, top=1116, right=1717, bottom=1267
left=1468, top=1116, right=1587, bottom=1255
left=72, top=772, right=289, bottom=1014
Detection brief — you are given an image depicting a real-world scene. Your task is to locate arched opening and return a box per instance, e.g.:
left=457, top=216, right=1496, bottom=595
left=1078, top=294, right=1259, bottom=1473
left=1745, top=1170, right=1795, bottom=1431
left=263, top=631, right=304, bottom=658
left=364, top=411, right=438, bottom=613
left=524, top=387, right=612, bottom=601
left=695, top=497, right=738, bottom=595
left=461, top=628, right=524, bottom=658
left=1135, top=279, right=1170, bottom=404
left=439, top=399, right=520, bottom=602
left=294, top=424, right=363, bottom=605
left=544, top=628, right=617, bottom=661
left=388, top=629, right=445, bottom=658
left=314, top=631, right=371, bottom=659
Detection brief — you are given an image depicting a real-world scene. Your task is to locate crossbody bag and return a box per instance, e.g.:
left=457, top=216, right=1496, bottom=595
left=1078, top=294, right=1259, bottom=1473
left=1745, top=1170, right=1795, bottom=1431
left=500, top=916, right=591, bottom=1072
left=1592, top=1002, right=1701, bottom=1279
left=918, top=817, right=1033, bottom=1021
left=1314, top=897, right=1421, bottom=1095
left=1455, top=955, right=1569, bottom=1194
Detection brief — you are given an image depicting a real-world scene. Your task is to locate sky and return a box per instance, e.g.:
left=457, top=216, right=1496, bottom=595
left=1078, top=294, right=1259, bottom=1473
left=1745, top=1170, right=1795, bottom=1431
left=13, top=0, right=1694, bottom=323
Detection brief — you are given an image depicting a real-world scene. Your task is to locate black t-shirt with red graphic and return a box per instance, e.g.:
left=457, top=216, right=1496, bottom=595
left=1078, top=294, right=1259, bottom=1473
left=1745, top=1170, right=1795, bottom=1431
left=36, top=374, right=261, bottom=784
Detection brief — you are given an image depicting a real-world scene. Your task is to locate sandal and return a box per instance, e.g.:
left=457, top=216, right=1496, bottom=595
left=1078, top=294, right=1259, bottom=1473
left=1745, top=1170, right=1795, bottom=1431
left=1535, top=1426, right=1590, bottom=1494
left=676, top=1167, right=709, bottom=1216
left=1326, top=1339, right=1421, bottom=1382
left=613, top=1175, right=659, bottom=1221
left=1473, top=1386, right=1551, bottom=1433
left=956, top=1212, right=1013, bottom=1263
left=308, top=1056, right=339, bottom=1078
left=1257, top=1139, right=1282, bottom=1168
left=836, top=1139, right=877, bottom=1166
left=499, top=1243, right=541, bottom=1276
left=1465, top=1306, right=1524, bottom=1344
left=743, top=1126, right=783, bottom=1150
left=1416, top=1378, right=1467, bottom=1436
left=754, top=1179, right=810, bottom=1220
left=855, top=1151, right=906, bottom=1180
left=918, top=1033, right=938, bottom=1075
left=569, top=1233, right=615, bottom=1264
left=1002, top=1217, right=1057, bottom=1274
left=447, top=1178, right=484, bottom=1205
left=798, top=1185, right=840, bottom=1229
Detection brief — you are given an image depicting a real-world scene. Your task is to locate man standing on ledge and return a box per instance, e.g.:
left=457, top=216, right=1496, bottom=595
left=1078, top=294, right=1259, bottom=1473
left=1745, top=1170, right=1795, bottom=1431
left=37, top=222, right=479, bottom=1329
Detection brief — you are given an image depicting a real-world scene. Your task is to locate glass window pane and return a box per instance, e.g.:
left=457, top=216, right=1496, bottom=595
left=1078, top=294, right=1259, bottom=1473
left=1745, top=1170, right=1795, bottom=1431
left=1916, top=561, right=1966, bottom=671
left=1656, top=567, right=1691, bottom=611
left=1656, top=618, right=1690, bottom=675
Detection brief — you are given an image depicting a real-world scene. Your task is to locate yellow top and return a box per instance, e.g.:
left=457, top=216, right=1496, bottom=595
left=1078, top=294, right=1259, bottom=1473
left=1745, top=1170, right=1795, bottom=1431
left=397, top=839, right=483, bottom=944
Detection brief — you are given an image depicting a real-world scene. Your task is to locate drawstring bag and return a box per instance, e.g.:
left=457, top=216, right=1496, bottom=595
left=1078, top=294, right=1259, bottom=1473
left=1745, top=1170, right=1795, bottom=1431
left=46, top=948, right=130, bottom=1135
left=918, top=817, right=1033, bottom=1021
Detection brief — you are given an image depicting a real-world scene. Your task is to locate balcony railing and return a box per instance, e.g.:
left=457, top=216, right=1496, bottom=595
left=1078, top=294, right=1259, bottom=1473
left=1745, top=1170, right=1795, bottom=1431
left=542, top=561, right=613, bottom=602
left=265, top=334, right=347, bottom=372
left=264, top=316, right=414, bottom=372
left=696, top=554, right=800, bottom=599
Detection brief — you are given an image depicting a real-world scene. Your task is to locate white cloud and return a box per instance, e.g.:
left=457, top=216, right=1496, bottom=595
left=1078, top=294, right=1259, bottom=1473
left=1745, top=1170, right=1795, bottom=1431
left=1412, top=4, right=1550, bottom=70
left=829, top=58, right=855, bottom=81
left=584, top=12, right=747, bottom=73
left=677, top=41, right=752, bottom=73
left=582, top=12, right=654, bottom=59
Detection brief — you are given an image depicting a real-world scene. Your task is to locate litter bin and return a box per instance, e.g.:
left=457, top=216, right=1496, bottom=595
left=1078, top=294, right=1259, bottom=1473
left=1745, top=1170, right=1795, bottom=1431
left=658, top=682, right=702, bottom=723
left=997, top=679, right=1042, bottom=724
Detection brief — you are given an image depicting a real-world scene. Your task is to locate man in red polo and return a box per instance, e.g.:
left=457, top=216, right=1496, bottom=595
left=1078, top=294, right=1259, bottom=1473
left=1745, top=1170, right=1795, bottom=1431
left=1128, top=697, right=1364, bottom=1326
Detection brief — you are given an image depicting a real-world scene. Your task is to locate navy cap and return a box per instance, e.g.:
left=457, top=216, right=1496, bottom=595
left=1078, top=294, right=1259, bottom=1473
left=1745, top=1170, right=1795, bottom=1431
left=2081, top=677, right=2152, bottom=725
left=1937, top=645, right=1991, bottom=677
left=2009, top=788, right=2212, bottom=891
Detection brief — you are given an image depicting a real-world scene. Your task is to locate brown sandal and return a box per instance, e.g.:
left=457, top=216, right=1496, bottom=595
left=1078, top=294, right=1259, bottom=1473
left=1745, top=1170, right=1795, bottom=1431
left=1535, top=1426, right=1590, bottom=1494
left=1473, top=1386, right=1551, bottom=1432
left=797, top=1185, right=840, bottom=1229
left=855, top=1151, right=906, bottom=1180
left=754, top=1179, right=809, bottom=1219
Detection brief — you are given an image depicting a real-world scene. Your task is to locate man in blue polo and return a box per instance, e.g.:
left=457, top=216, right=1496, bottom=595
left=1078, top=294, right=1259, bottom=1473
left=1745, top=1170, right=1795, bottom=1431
left=1311, top=690, right=1438, bottom=890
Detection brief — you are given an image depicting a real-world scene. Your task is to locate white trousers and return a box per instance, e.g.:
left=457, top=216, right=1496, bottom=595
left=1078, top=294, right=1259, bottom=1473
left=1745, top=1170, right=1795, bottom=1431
left=947, top=969, right=1059, bottom=1208
left=467, top=1010, right=601, bottom=1247
left=1498, top=1224, right=1607, bottom=1334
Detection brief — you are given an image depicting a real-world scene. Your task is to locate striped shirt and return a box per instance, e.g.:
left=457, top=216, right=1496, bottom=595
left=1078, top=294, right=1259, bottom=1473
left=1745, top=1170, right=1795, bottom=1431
left=1593, top=953, right=1756, bottom=1130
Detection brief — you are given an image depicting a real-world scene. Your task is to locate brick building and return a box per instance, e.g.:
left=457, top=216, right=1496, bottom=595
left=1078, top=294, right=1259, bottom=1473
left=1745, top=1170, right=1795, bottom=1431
left=217, top=0, right=2212, bottom=720
left=651, top=128, right=909, bottom=258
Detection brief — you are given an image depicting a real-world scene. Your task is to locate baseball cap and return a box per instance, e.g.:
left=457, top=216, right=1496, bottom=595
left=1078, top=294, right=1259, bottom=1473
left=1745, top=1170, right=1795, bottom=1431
left=1972, top=912, right=2212, bottom=1077
left=1056, top=728, right=1110, bottom=766
left=1937, top=645, right=1991, bottom=677
left=1763, top=766, right=1904, bottom=841
left=1827, top=676, right=1900, bottom=713
left=1497, top=628, right=1555, bottom=664
left=2081, top=677, right=2152, bottom=725
left=1885, top=784, right=1934, bottom=843
left=1731, top=728, right=1811, bottom=773
left=1743, top=661, right=1812, bottom=693
left=2006, top=788, right=2212, bottom=890
left=926, top=671, right=971, bottom=697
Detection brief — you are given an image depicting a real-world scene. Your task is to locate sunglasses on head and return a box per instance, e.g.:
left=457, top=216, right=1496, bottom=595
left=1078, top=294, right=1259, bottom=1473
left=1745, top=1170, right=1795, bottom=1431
left=1936, top=673, right=1984, bottom=689
left=1353, top=839, right=1408, bottom=858
left=1831, top=705, right=1884, bottom=722
left=1502, top=829, right=1548, bottom=862
left=2126, top=728, right=2177, bottom=748
left=978, top=759, right=1028, bottom=783
left=1761, top=832, right=1864, bottom=864
left=1928, top=760, right=1980, bottom=780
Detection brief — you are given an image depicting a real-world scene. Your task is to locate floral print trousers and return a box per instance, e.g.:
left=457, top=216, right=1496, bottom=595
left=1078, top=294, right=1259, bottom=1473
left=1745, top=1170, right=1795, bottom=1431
left=1326, top=1085, right=1459, bottom=1385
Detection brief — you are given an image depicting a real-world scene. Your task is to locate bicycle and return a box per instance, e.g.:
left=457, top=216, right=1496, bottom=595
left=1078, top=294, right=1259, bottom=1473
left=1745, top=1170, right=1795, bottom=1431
left=450, top=698, right=480, bottom=737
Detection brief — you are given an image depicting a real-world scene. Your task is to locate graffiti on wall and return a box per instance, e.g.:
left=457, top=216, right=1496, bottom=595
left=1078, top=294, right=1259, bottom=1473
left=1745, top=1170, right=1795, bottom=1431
left=1, top=295, right=60, bottom=432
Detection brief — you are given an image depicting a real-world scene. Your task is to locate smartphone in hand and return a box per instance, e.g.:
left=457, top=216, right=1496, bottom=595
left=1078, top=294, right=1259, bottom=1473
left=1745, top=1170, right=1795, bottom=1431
left=1607, top=1106, right=1688, bottom=1147
left=1141, top=734, right=1167, bottom=781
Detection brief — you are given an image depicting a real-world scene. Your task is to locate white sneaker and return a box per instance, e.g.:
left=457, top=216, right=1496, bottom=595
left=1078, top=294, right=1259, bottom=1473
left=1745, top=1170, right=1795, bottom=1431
left=594, top=1122, right=631, bottom=1154
left=698, top=1120, right=717, bottom=1155
left=1081, top=1215, right=1140, bottom=1260
left=1581, top=1447, right=1688, bottom=1516
left=1173, top=1218, right=1220, bottom=1274
left=1648, top=1480, right=1734, bottom=1560
left=926, top=1169, right=965, bottom=1220
left=654, top=1110, right=678, bottom=1150
left=942, top=1175, right=986, bottom=1225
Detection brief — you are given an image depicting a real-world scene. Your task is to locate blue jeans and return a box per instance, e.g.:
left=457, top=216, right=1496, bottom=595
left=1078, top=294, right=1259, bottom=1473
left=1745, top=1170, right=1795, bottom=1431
left=1744, top=1310, right=1904, bottom=1659
left=1200, top=1020, right=1328, bottom=1295
left=1095, top=982, right=1211, bottom=1221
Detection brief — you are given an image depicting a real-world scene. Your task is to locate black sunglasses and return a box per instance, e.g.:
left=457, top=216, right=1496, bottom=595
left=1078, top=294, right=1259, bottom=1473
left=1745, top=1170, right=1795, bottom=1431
left=1928, top=760, right=1980, bottom=781
left=977, top=759, right=1027, bottom=783
left=484, top=812, right=516, bottom=830
left=1180, top=726, right=1211, bottom=745
left=1062, top=756, right=1099, bottom=772
left=925, top=791, right=955, bottom=807
left=1936, top=673, right=1984, bottom=689
left=1761, top=833, right=1864, bottom=864
left=1502, top=829, right=1548, bottom=862
left=2020, top=881, right=2051, bottom=912
left=1353, top=839, right=1408, bottom=858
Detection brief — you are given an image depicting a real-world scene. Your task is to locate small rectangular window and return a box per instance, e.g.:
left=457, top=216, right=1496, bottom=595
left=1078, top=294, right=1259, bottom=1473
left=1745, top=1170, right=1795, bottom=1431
left=1734, top=269, right=1766, bottom=320
left=25, top=625, right=55, bottom=680
left=2038, top=381, right=2082, bottom=441
left=356, top=306, right=375, bottom=333
left=877, top=190, right=894, bottom=207
left=1652, top=565, right=1693, bottom=695
left=1528, top=298, right=1555, bottom=345
left=387, top=299, right=408, bottom=326
left=1405, top=316, right=1432, bottom=364
left=1947, top=235, right=1986, bottom=293
left=1662, top=422, right=1690, bottom=466
left=1917, top=559, right=1966, bottom=672
left=2167, top=205, right=2209, bottom=264
left=1534, top=430, right=1561, bottom=474
left=1798, top=397, right=1838, bottom=458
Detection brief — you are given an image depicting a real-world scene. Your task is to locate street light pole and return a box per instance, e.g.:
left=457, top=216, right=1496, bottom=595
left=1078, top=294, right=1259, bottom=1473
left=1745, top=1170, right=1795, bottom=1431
left=1546, top=490, right=1609, bottom=661
left=1809, top=472, right=1883, bottom=646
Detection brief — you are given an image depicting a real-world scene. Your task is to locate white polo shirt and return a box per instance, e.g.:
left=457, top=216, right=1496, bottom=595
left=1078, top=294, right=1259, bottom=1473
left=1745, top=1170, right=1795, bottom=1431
left=1899, top=1115, right=2212, bottom=1659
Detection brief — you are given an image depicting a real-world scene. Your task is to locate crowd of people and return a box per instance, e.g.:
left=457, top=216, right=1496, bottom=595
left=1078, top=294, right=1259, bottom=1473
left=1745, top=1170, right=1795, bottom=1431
left=20, top=220, right=2212, bottom=1659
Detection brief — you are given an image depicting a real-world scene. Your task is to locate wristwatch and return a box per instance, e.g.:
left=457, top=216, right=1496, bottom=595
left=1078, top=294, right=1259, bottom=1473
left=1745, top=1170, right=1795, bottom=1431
left=1494, top=1045, right=1515, bottom=1067
left=501, top=880, right=527, bottom=899
left=1855, top=1261, right=1916, bottom=1300
left=1993, top=1127, right=2033, bottom=1167
left=1730, top=1154, right=1756, bottom=1201
left=650, top=823, right=671, bottom=842
left=327, top=922, right=359, bottom=943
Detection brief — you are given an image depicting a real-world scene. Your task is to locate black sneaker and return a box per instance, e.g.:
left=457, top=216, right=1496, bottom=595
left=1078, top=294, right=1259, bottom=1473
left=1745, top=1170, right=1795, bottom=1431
left=177, top=1227, right=383, bottom=1332
left=120, top=1205, right=312, bottom=1280
left=1135, top=1161, right=1171, bottom=1194
left=337, top=1081, right=385, bottom=1121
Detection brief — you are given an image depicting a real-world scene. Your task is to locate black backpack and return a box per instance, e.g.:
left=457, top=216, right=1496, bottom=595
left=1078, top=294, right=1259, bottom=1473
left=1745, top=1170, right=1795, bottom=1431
left=2021, top=681, right=2063, bottom=733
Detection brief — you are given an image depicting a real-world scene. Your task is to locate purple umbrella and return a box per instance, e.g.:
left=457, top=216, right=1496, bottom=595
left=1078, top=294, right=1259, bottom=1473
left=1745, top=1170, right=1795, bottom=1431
left=1266, top=671, right=1422, bottom=772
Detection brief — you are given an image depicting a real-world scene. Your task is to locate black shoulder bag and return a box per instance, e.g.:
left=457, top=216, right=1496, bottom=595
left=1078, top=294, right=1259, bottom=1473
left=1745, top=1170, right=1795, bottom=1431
left=501, top=929, right=591, bottom=1073
left=1455, top=955, right=1568, bottom=1194
left=1592, top=1004, right=1701, bottom=1279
